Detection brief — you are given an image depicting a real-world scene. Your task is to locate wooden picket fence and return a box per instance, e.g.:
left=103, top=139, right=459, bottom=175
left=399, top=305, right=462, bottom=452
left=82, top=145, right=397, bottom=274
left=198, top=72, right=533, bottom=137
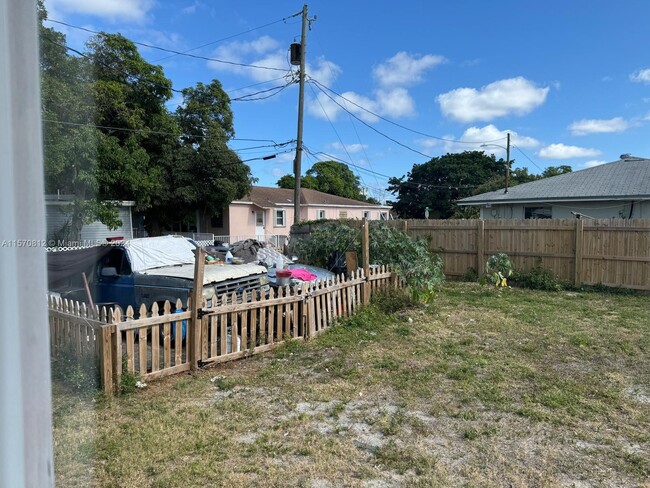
left=48, top=266, right=396, bottom=396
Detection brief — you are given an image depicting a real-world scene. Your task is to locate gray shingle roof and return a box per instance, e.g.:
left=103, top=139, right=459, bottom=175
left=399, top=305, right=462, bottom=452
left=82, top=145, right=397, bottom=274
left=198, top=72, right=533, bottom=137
left=457, top=157, right=650, bottom=205
left=236, top=186, right=388, bottom=208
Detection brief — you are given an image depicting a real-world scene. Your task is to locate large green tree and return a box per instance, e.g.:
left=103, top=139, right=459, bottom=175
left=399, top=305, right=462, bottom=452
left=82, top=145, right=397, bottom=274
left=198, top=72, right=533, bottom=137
left=39, top=6, right=253, bottom=237
left=40, top=2, right=122, bottom=240
left=144, top=80, right=253, bottom=233
left=387, top=151, right=508, bottom=219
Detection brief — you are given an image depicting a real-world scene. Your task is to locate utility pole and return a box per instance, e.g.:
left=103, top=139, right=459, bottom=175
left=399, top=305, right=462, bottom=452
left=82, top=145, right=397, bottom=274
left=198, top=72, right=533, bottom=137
left=504, top=132, right=511, bottom=194
left=293, top=4, right=308, bottom=225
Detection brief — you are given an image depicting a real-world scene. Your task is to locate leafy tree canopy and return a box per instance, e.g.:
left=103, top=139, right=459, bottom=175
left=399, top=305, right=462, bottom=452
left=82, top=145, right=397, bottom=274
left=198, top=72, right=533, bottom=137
left=388, top=151, right=574, bottom=219
left=277, top=160, right=379, bottom=203
left=387, top=151, right=507, bottom=219
left=39, top=5, right=253, bottom=237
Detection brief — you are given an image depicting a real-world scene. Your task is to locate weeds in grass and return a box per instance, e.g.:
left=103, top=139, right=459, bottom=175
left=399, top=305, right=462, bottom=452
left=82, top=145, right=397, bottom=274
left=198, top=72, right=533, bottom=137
left=512, top=261, right=569, bottom=291
left=51, top=345, right=100, bottom=394
left=119, top=356, right=142, bottom=395
left=375, top=440, right=437, bottom=475
left=52, top=283, right=650, bottom=487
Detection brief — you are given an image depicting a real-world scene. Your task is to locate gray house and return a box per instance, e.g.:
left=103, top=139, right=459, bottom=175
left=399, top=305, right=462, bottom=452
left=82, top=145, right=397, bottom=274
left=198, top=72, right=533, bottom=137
left=45, top=195, right=135, bottom=242
left=457, top=154, right=650, bottom=219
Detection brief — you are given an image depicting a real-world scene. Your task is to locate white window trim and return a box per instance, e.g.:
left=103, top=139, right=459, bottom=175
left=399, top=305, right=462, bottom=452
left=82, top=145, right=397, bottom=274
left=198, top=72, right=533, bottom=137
left=318, top=209, right=326, bottom=220
left=274, top=208, right=286, bottom=227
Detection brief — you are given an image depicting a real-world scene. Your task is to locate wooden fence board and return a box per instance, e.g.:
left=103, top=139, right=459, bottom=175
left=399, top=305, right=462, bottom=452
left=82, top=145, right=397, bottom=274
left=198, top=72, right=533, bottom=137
left=49, top=264, right=404, bottom=395
left=399, top=218, right=649, bottom=290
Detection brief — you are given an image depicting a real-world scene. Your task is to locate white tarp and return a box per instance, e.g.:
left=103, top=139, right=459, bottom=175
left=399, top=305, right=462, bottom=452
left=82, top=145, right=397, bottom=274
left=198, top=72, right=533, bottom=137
left=125, top=235, right=195, bottom=272
left=143, top=262, right=267, bottom=284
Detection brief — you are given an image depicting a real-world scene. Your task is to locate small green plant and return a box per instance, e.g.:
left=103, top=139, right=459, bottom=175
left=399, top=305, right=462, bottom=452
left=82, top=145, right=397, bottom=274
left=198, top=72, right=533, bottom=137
left=119, top=357, right=143, bottom=395
left=485, top=253, right=514, bottom=287
left=514, top=262, right=566, bottom=291
left=461, top=267, right=479, bottom=282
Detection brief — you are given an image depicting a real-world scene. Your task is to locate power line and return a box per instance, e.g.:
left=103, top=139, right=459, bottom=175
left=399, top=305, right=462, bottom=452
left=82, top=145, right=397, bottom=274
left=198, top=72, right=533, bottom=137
left=44, top=19, right=292, bottom=73
left=304, top=147, right=483, bottom=192
left=152, top=12, right=301, bottom=62
left=310, top=34, right=388, bottom=203
left=511, top=144, right=545, bottom=173
left=231, top=80, right=296, bottom=101
left=310, top=82, right=434, bottom=159
left=42, top=37, right=184, bottom=94
left=310, top=78, right=508, bottom=145
left=42, top=118, right=291, bottom=146
left=307, top=82, right=374, bottom=197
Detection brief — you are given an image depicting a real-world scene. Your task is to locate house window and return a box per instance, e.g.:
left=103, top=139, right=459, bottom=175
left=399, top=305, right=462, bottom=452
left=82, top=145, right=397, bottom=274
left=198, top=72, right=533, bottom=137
left=274, top=209, right=286, bottom=227
left=318, top=209, right=326, bottom=220
left=379, top=212, right=388, bottom=220
left=525, top=206, right=552, bottom=219
left=210, top=210, right=224, bottom=228
left=339, top=210, right=348, bottom=219
left=362, top=210, right=370, bottom=220
left=255, top=211, right=264, bottom=226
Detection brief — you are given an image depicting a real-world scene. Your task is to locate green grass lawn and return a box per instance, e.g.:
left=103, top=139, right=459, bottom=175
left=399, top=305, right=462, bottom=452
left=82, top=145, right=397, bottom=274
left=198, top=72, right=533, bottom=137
left=53, top=283, right=650, bottom=487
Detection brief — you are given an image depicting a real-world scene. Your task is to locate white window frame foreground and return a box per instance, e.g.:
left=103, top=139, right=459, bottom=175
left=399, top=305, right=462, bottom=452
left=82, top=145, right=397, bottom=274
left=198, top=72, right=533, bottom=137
left=0, top=1, right=54, bottom=486
left=318, top=209, right=326, bottom=220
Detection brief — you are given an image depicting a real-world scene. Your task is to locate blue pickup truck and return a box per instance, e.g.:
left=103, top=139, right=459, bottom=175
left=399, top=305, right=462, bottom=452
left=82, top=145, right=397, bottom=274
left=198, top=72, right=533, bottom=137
left=49, top=235, right=269, bottom=311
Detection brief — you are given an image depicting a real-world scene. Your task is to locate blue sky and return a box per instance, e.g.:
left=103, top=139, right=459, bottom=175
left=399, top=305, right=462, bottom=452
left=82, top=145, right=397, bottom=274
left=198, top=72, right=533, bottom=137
left=43, top=0, right=650, bottom=203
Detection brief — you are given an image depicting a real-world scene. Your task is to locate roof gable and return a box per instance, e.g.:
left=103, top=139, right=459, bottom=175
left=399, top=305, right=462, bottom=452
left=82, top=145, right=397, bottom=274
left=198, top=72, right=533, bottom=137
left=458, top=157, right=650, bottom=205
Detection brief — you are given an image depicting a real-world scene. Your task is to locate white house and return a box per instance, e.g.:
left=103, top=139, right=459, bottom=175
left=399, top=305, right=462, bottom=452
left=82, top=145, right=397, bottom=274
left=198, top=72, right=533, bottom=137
left=457, top=155, right=650, bottom=219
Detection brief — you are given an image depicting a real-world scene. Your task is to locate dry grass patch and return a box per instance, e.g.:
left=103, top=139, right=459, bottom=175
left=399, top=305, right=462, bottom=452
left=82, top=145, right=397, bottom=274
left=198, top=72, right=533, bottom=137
left=53, top=283, right=650, bottom=487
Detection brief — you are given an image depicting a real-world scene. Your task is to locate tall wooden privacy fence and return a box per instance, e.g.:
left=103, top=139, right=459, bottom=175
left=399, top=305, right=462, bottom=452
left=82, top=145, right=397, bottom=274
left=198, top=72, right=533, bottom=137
left=391, top=219, right=650, bottom=290
left=49, top=266, right=395, bottom=396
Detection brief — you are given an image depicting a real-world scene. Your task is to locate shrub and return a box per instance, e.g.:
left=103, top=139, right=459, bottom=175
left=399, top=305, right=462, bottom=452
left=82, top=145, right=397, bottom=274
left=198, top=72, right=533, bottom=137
left=485, top=253, right=514, bottom=287
left=293, top=221, right=360, bottom=268
left=514, top=263, right=567, bottom=291
left=292, top=221, right=445, bottom=303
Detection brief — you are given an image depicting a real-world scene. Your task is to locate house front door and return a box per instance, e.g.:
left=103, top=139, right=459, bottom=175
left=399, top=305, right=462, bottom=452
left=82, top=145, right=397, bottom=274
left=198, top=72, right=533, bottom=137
left=255, top=211, right=265, bottom=240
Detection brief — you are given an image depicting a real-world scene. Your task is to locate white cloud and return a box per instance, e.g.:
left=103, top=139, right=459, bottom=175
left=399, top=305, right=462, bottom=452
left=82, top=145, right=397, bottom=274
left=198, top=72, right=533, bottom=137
left=308, top=90, right=379, bottom=123
left=630, top=68, right=650, bottom=84
left=582, top=160, right=608, bottom=168
left=328, top=142, right=368, bottom=154
left=373, top=51, right=445, bottom=87
left=375, top=88, right=415, bottom=118
left=182, top=2, right=199, bottom=14
left=209, top=38, right=343, bottom=86
left=568, top=117, right=629, bottom=135
left=45, top=0, right=154, bottom=22
left=416, top=138, right=441, bottom=150
left=308, top=57, right=342, bottom=87
left=437, top=77, right=549, bottom=123
left=307, top=51, right=442, bottom=122
left=208, top=36, right=287, bottom=82
left=538, top=144, right=601, bottom=159
left=443, top=124, right=539, bottom=154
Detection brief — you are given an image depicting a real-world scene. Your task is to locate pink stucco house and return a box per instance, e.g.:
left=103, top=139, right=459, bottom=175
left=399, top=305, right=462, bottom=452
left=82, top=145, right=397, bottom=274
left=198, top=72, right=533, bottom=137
left=197, top=186, right=392, bottom=244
